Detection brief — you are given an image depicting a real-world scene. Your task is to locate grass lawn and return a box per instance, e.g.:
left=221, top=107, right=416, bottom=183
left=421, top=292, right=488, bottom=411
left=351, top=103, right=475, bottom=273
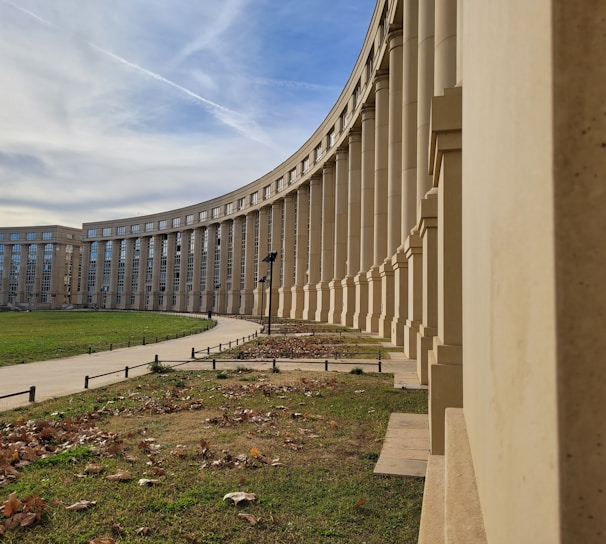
left=0, top=312, right=212, bottom=367
left=0, top=369, right=427, bottom=543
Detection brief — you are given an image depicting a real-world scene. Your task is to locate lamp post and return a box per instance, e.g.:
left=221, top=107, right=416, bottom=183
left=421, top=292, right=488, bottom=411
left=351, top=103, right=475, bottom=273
left=262, top=251, right=278, bottom=335
left=258, top=276, right=267, bottom=327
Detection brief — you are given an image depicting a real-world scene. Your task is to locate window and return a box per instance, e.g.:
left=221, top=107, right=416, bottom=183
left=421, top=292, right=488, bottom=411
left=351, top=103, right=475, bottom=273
left=145, top=222, right=154, bottom=232
left=87, top=229, right=97, bottom=238
left=186, top=214, right=194, bottom=225
left=102, top=227, right=112, bottom=237
left=263, top=185, right=271, bottom=199
left=276, top=177, right=284, bottom=192
left=131, top=224, right=140, bottom=234
left=9, top=233, right=20, bottom=241
left=0, top=234, right=4, bottom=241
left=315, top=143, right=323, bottom=162
left=340, top=106, right=349, bottom=131
left=237, top=198, right=245, bottom=210
left=225, top=203, right=233, bottom=215
left=200, top=210, right=208, bottom=221
left=117, top=226, right=126, bottom=235
left=366, top=47, right=374, bottom=82
left=288, top=168, right=297, bottom=183
left=328, top=129, right=336, bottom=149
left=211, top=207, right=220, bottom=219
left=354, top=81, right=362, bottom=108
left=26, top=232, right=36, bottom=241
left=302, top=157, right=310, bottom=173
left=172, top=217, right=181, bottom=228
left=159, top=219, right=168, bottom=230
left=250, top=192, right=259, bottom=205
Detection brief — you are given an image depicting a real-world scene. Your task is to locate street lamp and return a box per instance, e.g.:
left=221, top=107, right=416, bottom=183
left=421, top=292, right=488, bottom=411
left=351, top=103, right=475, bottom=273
left=258, top=276, right=267, bottom=327
left=262, top=251, right=278, bottom=335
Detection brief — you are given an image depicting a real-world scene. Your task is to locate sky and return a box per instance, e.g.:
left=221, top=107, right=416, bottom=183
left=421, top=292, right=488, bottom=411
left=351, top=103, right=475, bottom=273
left=0, top=0, right=376, bottom=228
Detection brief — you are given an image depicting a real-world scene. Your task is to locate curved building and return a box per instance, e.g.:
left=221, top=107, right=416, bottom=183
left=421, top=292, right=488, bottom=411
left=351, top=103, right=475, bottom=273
left=1, top=0, right=604, bottom=542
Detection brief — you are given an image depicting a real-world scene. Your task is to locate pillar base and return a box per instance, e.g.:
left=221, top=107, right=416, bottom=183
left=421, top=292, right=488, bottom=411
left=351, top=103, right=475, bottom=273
left=340, top=276, right=356, bottom=327
left=290, top=285, right=305, bottom=319
left=366, top=267, right=381, bottom=333
left=302, top=284, right=318, bottom=321
left=390, top=317, right=406, bottom=347
left=378, top=260, right=395, bottom=340
left=277, top=287, right=292, bottom=318
left=315, top=282, right=330, bottom=323
left=353, top=272, right=369, bottom=331
left=327, top=279, right=343, bottom=325
left=404, top=319, right=421, bottom=358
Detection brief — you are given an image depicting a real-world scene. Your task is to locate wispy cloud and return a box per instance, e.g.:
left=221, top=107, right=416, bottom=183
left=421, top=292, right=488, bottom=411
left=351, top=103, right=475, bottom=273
left=0, top=0, right=376, bottom=228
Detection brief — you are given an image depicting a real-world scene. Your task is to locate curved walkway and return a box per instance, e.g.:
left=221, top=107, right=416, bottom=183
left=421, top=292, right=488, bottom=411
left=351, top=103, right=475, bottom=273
left=0, top=316, right=261, bottom=412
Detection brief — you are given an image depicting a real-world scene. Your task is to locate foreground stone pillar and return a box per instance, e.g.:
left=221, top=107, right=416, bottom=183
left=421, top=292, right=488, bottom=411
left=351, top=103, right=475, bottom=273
left=227, top=219, right=243, bottom=314
left=278, top=195, right=295, bottom=317
left=253, top=208, right=268, bottom=317
left=291, top=184, right=309, bottom=319
left=404, top=231, right=422, bottom=359
left=316, top=163, right=335, bottom=322
left=428, top=87, right=463, bottom=455
left=239, top=215, right=255, bottom=315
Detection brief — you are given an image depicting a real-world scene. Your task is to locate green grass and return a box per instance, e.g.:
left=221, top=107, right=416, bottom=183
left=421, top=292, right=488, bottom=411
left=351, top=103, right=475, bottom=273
left=0, top=311, right=212, bottom=366
left=0, top=371, right=428, bottom=543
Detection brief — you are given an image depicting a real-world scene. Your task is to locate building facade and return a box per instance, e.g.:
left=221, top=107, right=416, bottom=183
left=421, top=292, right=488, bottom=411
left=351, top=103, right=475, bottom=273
left=1, top=0, right=604, bottom=542
left=0, top=225, right=81, bottom=310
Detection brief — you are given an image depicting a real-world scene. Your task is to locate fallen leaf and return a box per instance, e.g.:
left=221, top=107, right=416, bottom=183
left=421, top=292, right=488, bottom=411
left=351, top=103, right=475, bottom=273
left=3, top=492, right=21, bottom=517
left=138, top=478, right=160, bottom=486
left=249, top=447, right=260, bottom=457
left=89, top=538, right=115, bottom=544
left=354, top=498, right=367, bottom=509
left=135, top=527, right=151, bottom=536
left=106, top=470, right=132, bottom=482
left=84, top=462, right=104, bottom=474
left=238, top=513, right=258, bottom=525
left=223, top=492, right=257, bottom=505
left=66, top=500, right=96, bottom=511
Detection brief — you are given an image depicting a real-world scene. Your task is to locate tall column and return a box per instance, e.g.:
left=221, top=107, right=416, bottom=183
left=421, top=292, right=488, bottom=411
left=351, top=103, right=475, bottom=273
left=395, top=0, right=419, bottom=346
left=164, top=233, right=176, bottom=311
left=123, top=238, right=134, bottom=309
left=428, top=87, right=463, bottom=455
left=17, top=244, right=27, bottom=304
left=316, top=163, right=335, bottom=322
left=95, top=241, right=106, bottom=308
left=204, top=226, right=216, bottom=313
left=341, top=129, right=361, bottom=327
left=240, top=214, right=256, bottom=315
left=381, top=28, right=404, bottom=341
left=328, top=147, right=348, bottom=324
left=215, top=222, right=229, bottom=313
left=434, top=0, right=457, bottom=96
left=304, top=176, right=322, bottom=320
left=269, top=200, right=282, bottom=318
left=278, top=194, right=295, bottom=317
left=367, top=72, right=389, bottom=334
left=136, top=237, right=147, bottom=310
left=228, top=218, right=243, bottom=314
left=291, top=184, right=309, bottom=319
left=254, top=208, right=269, bottom=316
left=189, top=228, right=202, bottom=312
left=404, top=232, right=423, bottom=358
left=417, top=0, right=435, bottom=210
left=177, top=231, right=189, bottom=312
left=34, top=244, right=44, bottom=307
left=78, top=242, right=91, bottom=306
left=353, top=106, right=375, bottom=331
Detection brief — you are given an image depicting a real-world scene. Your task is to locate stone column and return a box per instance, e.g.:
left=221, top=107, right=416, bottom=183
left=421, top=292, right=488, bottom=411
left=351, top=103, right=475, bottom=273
left=278, top=194, right=295, bottom=317
left=417, top=0, right=435, bottom=210
left=328, top=147, right=348, bottom=324
left=95, top=241, right=106, bottom=308
left=189, top=228, right=202, bottom=312
left=304, top=176, right=322, bottom=320
left=428, top=87, right=463, bottom=455
left=381, top=28, right=404, bottom=341
left=316, top=163, right=335, bottom=322
left=240, top=214, right=256, bottom=315
left=353, top=105, right=375, bottom=331
left=177, top=230, right=189, bottom=312
left=215, top=222, right=229, bottom=314
left=417, top=191, right=438, bottom=383
left=404, top=231, right=423, bottom=358
left=164, top=233, right=176, bottom=311
left=253, top=208, right=269, bottom=316
left=434, top=0, right=457, bottom=96
left=269, top=200, right=282, bottom=317
left=34, top=244, right=44, bottom=307
left=291, top=184, right=309, bottom=319
left=78, top=242, right=91, bottom=306
left=341, top=129, right=361, bottom=327
left=228, top=217, right=243, bottom=314
left=122, top=238, right=134, bottom=309
left=204, top=226, right=216, bottom=313
left=367, top=72, right=389, bottom=334
left=136, top=237, right=148, bottom=310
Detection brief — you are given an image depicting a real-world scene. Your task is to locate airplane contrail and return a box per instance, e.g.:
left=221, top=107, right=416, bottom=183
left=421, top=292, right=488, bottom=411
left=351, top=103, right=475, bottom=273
left=1, top=0, right=269, bottom=144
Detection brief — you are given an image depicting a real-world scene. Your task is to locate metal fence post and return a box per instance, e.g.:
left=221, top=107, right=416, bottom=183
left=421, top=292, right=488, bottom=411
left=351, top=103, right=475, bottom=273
left=28, top=386, right=36, bottom=402
left=84, top=376, right=89, bottom=389
left=125, top=366, right=129, bottom=378
left=212, top=359, right=216, bottom=370
left=325, top=360, right=329, bottom=371
left=191, top=347, right=195, bottom=358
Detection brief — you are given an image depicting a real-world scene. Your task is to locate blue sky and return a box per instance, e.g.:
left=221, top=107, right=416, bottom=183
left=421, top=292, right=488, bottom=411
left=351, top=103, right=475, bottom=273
left=0, top=0, right=376, bottom=228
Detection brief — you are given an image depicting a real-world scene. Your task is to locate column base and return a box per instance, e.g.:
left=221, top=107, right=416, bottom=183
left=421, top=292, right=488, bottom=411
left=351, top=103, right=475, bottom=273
left=239, top=289, right=254, bottom=316
left=390, top=317, right=406, bottom=347
left=365, top=267, right=381, bottom=333
left=340, top=276, right=356, bottom=327
left=378, top=260, right=395, bottom=340
left=315, top=282, right=330, bottom=322
left=417, top=325, right=437, bottom=386
left=303, top=284, right=318, bottom=321
left=327, top=279, right=343, bottom=325
left=404, top=319, right=420, bottom=359
left=277, top=287, right=292, bottom=318
left=353, top=272, right=369, bottom=331
left=290, top=285, right=305, bottom=319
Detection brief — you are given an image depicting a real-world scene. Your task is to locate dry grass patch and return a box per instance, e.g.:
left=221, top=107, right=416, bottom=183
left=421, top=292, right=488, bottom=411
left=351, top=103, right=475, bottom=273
left=1, top=370, right=426, bottom=543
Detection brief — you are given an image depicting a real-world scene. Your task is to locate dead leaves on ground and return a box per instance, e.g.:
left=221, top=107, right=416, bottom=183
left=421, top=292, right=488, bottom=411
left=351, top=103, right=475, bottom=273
left=1, top=492, right=45, bottom=534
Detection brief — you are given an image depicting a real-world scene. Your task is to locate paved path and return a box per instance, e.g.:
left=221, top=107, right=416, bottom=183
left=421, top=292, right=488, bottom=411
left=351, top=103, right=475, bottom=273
left=0, top=316, right=261, bottom=412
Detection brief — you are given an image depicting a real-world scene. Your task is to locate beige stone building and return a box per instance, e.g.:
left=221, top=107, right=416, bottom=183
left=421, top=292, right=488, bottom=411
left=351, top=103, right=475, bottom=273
left=0, top=225, right=81, bottom=310
left=1, top=0, right=604, bottom=541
